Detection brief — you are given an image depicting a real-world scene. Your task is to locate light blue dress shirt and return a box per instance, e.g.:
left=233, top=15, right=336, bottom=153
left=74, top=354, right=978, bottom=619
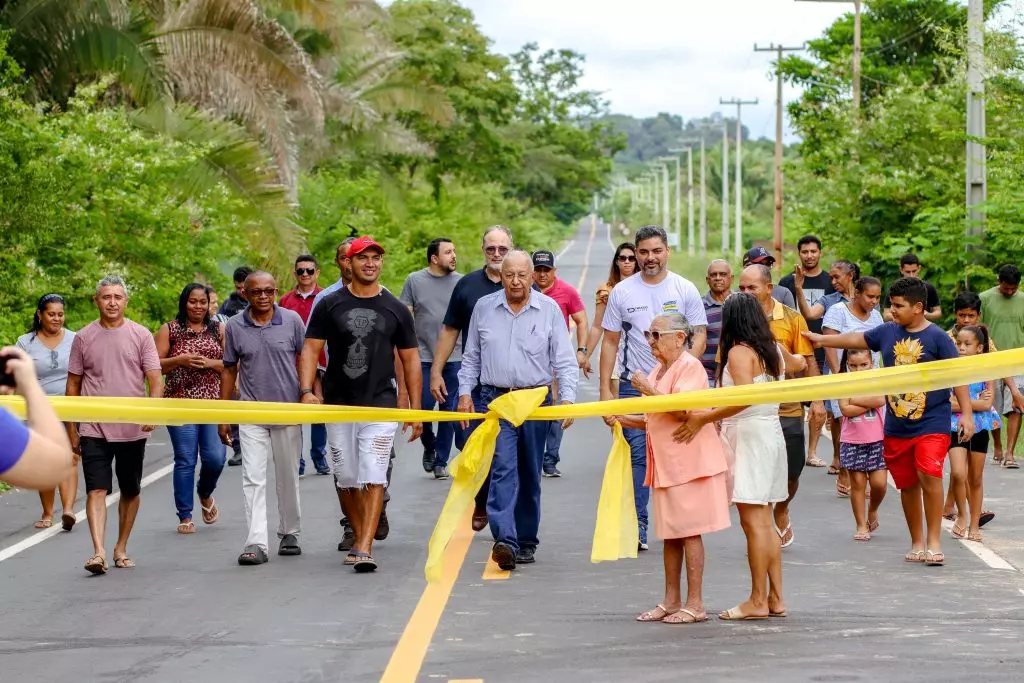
left=458, top=290, right=579, bottom=403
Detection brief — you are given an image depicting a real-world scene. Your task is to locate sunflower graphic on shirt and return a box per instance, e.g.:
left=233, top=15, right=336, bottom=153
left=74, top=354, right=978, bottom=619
left=888, top=337, right=926, bottom=420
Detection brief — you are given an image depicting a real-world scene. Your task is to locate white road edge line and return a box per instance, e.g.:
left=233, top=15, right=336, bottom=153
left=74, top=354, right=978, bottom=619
left=0, top=463, right=173, bottom=564
left=821, top=429, right=1018, bottom=571
left=556, top=239, right=575, bottom=261
left=606, top=219, right=616, bottom=250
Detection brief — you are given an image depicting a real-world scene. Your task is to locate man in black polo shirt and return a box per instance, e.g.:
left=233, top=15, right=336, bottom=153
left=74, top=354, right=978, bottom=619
left=884, top=253, right=942, bottom=322
left=430, top=224, right=512, bottom=531
left=778, top=234, right=834, bottom=468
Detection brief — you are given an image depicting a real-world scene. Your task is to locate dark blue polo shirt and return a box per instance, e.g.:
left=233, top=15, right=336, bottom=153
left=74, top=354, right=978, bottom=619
left=442, top=268, right=503, bottom=353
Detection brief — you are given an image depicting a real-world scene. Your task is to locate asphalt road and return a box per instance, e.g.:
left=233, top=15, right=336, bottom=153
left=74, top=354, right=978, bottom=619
left=2, top=220, right=1023, bottom=683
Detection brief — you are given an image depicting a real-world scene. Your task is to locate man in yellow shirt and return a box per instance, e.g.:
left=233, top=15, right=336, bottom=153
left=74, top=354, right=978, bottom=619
left=738, top=265, right=824, bottom=549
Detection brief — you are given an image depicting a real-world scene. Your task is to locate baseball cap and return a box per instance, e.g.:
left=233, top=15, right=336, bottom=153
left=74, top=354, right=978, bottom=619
left=346, top=236, right=386, bottom=259
left=743, top=246, right=774, bottom=266
left=532, top=250, right=555, bottom=269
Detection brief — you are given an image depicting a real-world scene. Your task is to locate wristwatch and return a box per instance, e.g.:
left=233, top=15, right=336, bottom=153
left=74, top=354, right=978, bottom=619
left=299, top=388, right=314, bottom=396
left=577, top=347, right=587, bottom=354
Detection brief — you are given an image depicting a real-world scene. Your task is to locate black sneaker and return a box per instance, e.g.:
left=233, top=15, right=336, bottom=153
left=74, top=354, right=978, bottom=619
left=515, top=547, right=536, bottom=564
left=492, top=542, right=516, bottom=571
left=422, top=449, right=436, bottom=473
left=434, top=465, right=450, bottom=480
left=374, top=510, right=389, bottom=541
left=542, top=466, right=561, bottom=478
left=227, top=452, right=242, bottom=467
left=338, top=520, right=355, bottom=552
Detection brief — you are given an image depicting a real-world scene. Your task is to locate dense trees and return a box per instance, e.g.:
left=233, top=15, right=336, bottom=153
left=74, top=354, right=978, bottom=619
left=0, top=0, right=620, bottom=340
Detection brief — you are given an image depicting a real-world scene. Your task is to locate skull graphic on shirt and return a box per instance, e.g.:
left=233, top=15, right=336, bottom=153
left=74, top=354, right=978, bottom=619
left=343, top=308, right=378, bottom=379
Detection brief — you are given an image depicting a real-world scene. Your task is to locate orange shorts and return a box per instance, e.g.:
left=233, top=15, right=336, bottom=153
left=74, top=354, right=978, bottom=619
left=883, top=434, right=950, bottom=489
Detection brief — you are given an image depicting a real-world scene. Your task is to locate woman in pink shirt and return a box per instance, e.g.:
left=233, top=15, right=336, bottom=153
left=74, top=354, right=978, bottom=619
left=609, top=312, right=730, bottom=625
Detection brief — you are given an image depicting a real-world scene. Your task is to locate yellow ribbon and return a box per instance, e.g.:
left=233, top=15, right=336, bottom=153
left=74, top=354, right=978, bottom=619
left=5, top=350, right=1022, bottom=581
left=591, top=423, right=639, bottom=563
left=424, top=387, right=548, bottom=582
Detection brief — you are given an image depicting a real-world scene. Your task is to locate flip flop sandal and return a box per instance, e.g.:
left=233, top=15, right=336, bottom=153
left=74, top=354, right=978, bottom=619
left=951, top=525, right=968, bottom=539
left=34, top=519, right=53, bottom=529
left=853, top=532, right=871, bottom=541
left=993, top=452, right=1004, bottom=464
left=836, top=484, right=851, bottom=498
left=177, top=521, right=196, bottom=535
left=924, top=550, right=945, bottom=566
left=1003, top=459, right=1020, bottom=469
left=904, top=550, right=926, bottom=563
left=942, top=512, right=957, bottom=522
left=769, top=609, right=787, bottom=618
left=719, top=606, right=768, bottom=621
left=353, top=555, right=378, bottom=573
left=238, top=545, right=268, bottom=566
left=84, top=554, right=107, bottom=575
left=636, top=604, right=678, bottom=622
left=806, top=457, right=827, bottom=468
left=113, top=556, right=136, bottom=569
left=201, top=499, right=218, bottom=525
left=979, top=511, right=995, bottom=528
left=345, top=551, right=369, bottom=566
left=868, top=519, right=879, bottom=533
left=663, top=608, right=707, bottom=624
left=61, top=513, right=76, bottom=532
left=966, top=531, right=983, bottom=542
left=827, top=465, right=840, bottom=475
left=778, top=524, right=794, bottom=549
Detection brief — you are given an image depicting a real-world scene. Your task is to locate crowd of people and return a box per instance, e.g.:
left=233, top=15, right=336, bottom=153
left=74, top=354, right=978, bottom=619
left=1, top=222, right=1023, bottom=622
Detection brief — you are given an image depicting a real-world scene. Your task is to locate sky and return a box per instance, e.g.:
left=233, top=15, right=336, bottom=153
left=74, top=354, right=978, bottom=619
left=459, top=0, right=856, bottom=142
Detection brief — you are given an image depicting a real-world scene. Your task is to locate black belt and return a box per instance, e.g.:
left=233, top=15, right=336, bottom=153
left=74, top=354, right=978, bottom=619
left=482, top=383, right=547, bottom=395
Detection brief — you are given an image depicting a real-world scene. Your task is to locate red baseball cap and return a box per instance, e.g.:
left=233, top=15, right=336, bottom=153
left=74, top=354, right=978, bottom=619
left=346, top=236, right=386, bottom=258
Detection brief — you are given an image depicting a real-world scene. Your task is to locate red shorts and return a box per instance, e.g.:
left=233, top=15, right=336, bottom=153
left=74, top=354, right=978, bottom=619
left=883, top=434, right=950, bottom=489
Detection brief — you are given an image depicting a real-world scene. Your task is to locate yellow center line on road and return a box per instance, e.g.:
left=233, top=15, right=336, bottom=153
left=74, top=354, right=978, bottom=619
left=482, top=553, right=510, bottom=580
left=380, top=507, right=476, bottom=683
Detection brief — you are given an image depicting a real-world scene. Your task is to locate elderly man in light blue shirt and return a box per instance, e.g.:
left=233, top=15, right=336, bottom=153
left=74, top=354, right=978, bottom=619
left=457, top=250, right=578, bottom=571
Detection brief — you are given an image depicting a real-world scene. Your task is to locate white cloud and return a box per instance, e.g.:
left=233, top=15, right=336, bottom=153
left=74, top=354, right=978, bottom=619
left=461, top=0, right=855, bottom=141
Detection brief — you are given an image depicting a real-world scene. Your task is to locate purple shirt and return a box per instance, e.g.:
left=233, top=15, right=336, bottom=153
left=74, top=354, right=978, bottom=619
left=0, top=408, right=30, bottom=475
left=223, top=305, right=305, bottom=405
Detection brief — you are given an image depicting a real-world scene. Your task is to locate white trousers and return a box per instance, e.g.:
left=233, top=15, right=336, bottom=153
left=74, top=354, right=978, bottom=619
left=327, top=421, right=398, bottom=489
left=239, top=424, right=302, bottom=550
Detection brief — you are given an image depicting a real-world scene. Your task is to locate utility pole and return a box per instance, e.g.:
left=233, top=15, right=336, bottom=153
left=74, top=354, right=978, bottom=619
left=720, top=97, right=758, bottom=258
left=721, top=120, right=729, bottom=254
left=795, top=0, right=861, bottom=114
left=661, top=162, right=671, bottom=238
left=659, top=156, right=683, bottom=250
left=700, top=138, right=708, bottom=256
left=966, top=0, right=986, bottom=274
left=669, top=147, right=695, bottom=256
left=755, top=42, right=804, bottom=269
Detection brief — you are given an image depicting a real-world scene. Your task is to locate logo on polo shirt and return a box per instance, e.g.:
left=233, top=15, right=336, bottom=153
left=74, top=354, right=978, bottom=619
left=662, top=300, right=679, bottom=312
left=626, top=306, right=649, bottom=314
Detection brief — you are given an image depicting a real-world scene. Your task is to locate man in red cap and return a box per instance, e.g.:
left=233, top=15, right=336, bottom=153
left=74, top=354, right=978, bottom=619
left=301, top=236, right=423, bottom=573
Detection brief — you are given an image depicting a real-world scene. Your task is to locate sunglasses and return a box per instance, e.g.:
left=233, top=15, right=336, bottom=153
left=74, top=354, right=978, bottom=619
left=644, top=330, right=683, bottom=342
left=617, top=254, right=637, bottom=263
left=295, top=267, right=316, bottom=276
left=485, top=246, right=510, bottom=256
left=247, top=288, right=277, bottom=298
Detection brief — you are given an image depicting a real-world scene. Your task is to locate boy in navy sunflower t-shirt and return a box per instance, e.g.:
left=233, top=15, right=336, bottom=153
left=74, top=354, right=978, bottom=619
left=805, top=278, right=974, bottom=567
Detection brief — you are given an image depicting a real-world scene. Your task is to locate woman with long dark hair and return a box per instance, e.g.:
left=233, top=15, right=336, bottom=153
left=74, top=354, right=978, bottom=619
left=581, top=242, right=637, bottom=380
left=154, top=284, right=226, bottom=534
left=16, top=294, right=78, bottom=530
left=674, top=293, right=802, bottom=620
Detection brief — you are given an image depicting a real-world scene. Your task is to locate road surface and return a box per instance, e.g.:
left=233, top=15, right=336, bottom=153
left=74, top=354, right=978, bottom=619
left=1, top=220, right=1023, bottom=682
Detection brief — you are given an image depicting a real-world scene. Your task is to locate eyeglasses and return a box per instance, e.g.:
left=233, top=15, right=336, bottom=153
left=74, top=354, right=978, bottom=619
left=485, top=246, right=510, bottom=256
left=246, top=288, right=277, bottom=298
left=295, top=268, right=316, bottom=276
left=617, top=254, right=637, bottom=263
left=644, top=330, right=683, bottom=342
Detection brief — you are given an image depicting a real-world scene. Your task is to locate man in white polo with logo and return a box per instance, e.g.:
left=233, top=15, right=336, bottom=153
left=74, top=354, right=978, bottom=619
left=599, top=225, right=707, bottom=551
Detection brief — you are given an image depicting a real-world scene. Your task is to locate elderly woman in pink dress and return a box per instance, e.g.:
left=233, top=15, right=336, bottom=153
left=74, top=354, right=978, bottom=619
left=608, top=312, right=731, bottom=625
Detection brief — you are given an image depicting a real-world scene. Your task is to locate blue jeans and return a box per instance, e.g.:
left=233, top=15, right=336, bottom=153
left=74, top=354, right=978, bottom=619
left=420, top=361, right=466, bottom=467
left=299, top=424, right=328, bottom=471
left=618, top=383, right=649, bottom=531
left=543, top=421, right=564, bottom=468
left=481, top=384, right=551, bottom=553
left=168, top=424, right=227, bottom=522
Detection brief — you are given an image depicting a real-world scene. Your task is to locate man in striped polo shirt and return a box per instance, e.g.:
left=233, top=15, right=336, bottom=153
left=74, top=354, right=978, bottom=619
left=701, top=259, right=733, bottom=386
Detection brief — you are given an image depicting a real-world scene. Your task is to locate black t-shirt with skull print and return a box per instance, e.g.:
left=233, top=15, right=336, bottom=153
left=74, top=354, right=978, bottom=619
left=306, top=286, right=417, bottom=408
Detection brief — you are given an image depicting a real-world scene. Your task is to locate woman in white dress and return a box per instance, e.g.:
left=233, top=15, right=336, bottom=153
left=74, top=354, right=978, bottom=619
left=673, top=293, right=804, bottom=620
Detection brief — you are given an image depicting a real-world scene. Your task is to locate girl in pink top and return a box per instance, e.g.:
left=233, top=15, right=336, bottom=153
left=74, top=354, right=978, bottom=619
left=609, top=313, right=730, bottom=626
left=838, top=348, right=888, bottom=541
